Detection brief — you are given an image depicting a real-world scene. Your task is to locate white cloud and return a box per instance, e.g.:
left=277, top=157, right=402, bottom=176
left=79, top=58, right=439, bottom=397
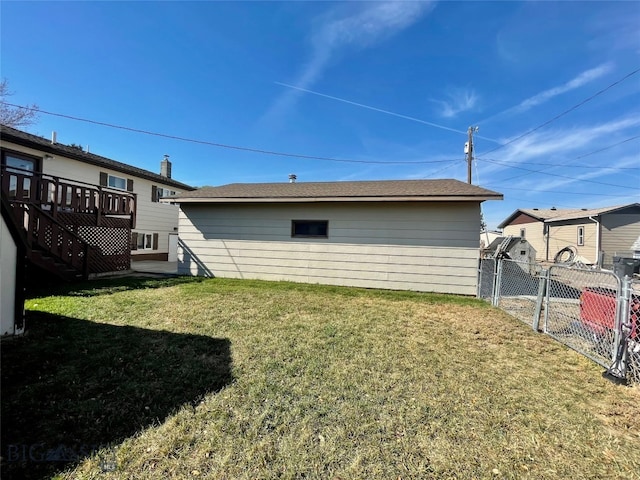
left=262, top=1, right=435, bottom=124
left=311, top=1, right=433, bottom=55
left=432, top=88, right=479, bottom=118
left=509, top=154, right=640, bottom=194
left=514, top=63, right=613, bottom=112
left=478, top=63, right=614, bottom=125
left=482, top=115, right=640, bottom=171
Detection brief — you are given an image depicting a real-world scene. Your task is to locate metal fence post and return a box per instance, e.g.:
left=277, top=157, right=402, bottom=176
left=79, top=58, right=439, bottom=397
left=532, top=269, right=547, bottom=332
left=492, top=257, right=503, bottom=307
left=542, top=267, right=552, bottom=334
left=608, top=276, right=632, bottom=380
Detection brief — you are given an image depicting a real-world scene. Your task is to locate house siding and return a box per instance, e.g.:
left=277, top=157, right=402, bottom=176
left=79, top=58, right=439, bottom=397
left=600, top=213, right=640, bottom=266
left=178, top=202, right=481, bottom=295
left=547, top=221, right=598, bottom=263
left=2, top=143, right=182, bottom=258
left=503, top=223, right=547, bottom=260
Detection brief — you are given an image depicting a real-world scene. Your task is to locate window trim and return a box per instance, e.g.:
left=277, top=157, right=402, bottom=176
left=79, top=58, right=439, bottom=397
left=135, top=232, right=153, bottom=250
left=107, top=174, right=127, bottom=191
left=519, top=228, right=526, bottom=239
left=152, top=185, right=176, bottom=202
left=1, top=150, right=42, bottom=173
left=577, top=226, right=585, bottom=246
left=291, top=220, right=329, bottom=238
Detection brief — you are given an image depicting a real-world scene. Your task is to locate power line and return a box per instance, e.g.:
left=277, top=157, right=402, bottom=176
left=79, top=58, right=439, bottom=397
left=0, top=102, right=459, bottom=166
left=275, top=82, right=501, bottom=144
left=478, top=134, right=640, bottom=185
left=481, top=133, right=640, bottom=172
left=573, top=134, right=640, bottom=160
left=476, top=67, right=640, bottom=158
left=481, top=185, right=639, bottom=198
left=422, top=159, right=465, bottom=179
left=480, top=158, right=636, bottom=189
left=484, top=161, right=637, bottom=171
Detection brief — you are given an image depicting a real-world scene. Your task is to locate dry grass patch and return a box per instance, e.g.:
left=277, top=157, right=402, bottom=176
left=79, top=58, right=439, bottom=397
left=2, top=277, right=639, bottom=479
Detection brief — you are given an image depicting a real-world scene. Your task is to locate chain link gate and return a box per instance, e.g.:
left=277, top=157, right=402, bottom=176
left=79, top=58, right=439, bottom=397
left=543, top=266, right=620, bottom=369
left=478, top=258, right=639, bottom=385
left=623, top=279, right=640, bottom=384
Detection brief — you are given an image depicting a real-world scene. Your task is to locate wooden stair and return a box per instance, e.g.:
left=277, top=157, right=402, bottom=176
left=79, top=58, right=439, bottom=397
left=1, top=164, right=136, bottom=281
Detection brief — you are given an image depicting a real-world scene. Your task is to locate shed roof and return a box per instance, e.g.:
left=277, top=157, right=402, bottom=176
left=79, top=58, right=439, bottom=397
left=498, top=203, right=640, bottom=228
left=485, top=236, right=519, bottom=253
left=0, top=124, right=196, bottom=191
left=170, top=179, right=503, bottom=203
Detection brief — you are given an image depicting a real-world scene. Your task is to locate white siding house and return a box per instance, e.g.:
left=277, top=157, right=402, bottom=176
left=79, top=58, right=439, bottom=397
left=174, top=180, right=503, bottom=295
left=0, top=125, right=195, bottom=262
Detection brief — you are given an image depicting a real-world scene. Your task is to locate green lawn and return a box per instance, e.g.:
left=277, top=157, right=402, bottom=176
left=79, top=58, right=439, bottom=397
left=2, top=277, right=639, bottom=479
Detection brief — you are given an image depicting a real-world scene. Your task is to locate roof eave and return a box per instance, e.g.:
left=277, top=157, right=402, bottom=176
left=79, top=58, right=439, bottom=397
left=497, top=209, right=546, bottom=229
left=172, top=194, right=503, bottom=203
left=1, top=131, right=196, bottom=191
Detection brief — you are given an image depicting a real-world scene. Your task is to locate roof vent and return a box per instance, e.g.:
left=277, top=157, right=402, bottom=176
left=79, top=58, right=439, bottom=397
left=533, top=208, right=539, bottom=211
left=581, top=208, right=587, bottom=211
left=288, top=174, right=297, bottom=183
left=551, top=206, right=557, bottom=211
left=51, top=131, right=57, bottom=144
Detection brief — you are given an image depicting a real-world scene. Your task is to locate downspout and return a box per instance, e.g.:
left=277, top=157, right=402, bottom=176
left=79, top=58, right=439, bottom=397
left=544, top=222, right=549, bottom=262
left=588, top=215, right=601, bottom=267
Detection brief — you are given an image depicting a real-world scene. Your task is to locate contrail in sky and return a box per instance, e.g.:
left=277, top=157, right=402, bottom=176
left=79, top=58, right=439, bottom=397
left=275, top=81, right=501, bottom=144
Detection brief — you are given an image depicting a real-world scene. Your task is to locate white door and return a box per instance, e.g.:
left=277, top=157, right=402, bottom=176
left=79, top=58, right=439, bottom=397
left=168, top=234, right=178, bottom=262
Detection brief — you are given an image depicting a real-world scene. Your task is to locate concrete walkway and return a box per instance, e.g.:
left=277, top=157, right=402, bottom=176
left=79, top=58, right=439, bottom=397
left=131, top=261, right=179, bottom=274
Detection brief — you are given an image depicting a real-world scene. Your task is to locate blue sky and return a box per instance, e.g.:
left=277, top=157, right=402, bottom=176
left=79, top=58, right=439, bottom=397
left=1, top=1, right=639, bottom=229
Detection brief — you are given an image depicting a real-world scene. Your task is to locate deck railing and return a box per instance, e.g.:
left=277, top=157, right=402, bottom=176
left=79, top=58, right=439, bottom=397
left=1, top=165, right=135, bottom=278
left=1, top=165, right=136, bottom=227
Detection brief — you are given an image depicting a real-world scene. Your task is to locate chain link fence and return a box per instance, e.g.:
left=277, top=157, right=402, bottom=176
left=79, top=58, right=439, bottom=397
left=478, top=257, right=639, bottom=386
left=477, top=258, right=495, bottom=302
left=495, top=259, right=543, bottom=327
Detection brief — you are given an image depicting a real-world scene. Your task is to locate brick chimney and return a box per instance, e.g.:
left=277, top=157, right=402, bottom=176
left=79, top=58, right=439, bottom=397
left=160, top=154, right=172, bottom=178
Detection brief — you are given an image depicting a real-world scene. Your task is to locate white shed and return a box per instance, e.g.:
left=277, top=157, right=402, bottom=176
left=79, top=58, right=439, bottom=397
left=173, top=179, right=502, bottom=295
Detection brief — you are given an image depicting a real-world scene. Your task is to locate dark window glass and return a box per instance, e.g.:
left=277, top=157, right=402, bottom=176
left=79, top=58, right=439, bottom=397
left=292, top=220, right=328, bottom=238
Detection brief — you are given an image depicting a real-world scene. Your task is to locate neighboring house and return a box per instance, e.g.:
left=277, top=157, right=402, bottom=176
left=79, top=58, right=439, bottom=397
left=0, top=125, right=196, bottom=271
left=171, top=179, right=502, bottom=295
left=498, top=204, right=640, bottom=267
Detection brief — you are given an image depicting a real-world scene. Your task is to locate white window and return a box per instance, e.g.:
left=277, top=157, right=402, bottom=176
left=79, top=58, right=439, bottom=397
left=152, top=186, right=177, bottom=202
left=577, top=226, right=584, bottom=246
left=520, top=228, right=526, bottom=239
left=108, top=174, right=127, bottom=190
left=137, top=233, right=153, bottom=250
left=161, top=187, right=175, bottom=198
left=157, top=187, right=176, bottom=201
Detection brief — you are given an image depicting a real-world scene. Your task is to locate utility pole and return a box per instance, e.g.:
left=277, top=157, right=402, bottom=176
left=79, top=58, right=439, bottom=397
left=465, top=126, right=478, bottom=184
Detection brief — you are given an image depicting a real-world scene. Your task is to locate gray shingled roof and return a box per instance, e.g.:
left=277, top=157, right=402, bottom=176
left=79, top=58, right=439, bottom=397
left=498, top=204, right=640, bottom=228
left=0, top=124, right=196, bottom=191
left=172, top=179, right=503, bottom=202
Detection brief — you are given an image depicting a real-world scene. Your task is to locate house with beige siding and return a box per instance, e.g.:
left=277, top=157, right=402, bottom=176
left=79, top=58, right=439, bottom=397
left=171, top=180, right=502, bottom=295
left=498, top=204, right=640, bottom=267
left=1, top=125, right=196, bottom=272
